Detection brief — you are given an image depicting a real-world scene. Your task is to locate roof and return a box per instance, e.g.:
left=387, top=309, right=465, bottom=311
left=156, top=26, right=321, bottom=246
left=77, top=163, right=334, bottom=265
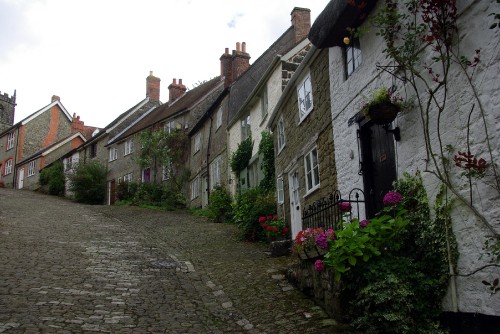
left=16, top=132, right=86, bottom=166
left=227, top=26, right=307, bottom=123
left=82, top=97, right=161, bottom=147
left=188, top=87, right=230, bottom=135
left=308, top=0, right=377, bottom=48
left=107, top=77, right=225, bottom=145
left=0, top=99, right=72, bottom=137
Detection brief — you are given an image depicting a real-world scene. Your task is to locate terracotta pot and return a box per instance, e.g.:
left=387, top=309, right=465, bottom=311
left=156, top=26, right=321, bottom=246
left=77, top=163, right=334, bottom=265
left=368, top=102, right=399, bottom=125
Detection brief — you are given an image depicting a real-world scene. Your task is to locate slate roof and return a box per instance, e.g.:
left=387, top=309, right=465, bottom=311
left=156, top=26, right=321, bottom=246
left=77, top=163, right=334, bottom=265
left=108, top=76, right=225, bottom=145
left=227, top=26, right=305, bottom=122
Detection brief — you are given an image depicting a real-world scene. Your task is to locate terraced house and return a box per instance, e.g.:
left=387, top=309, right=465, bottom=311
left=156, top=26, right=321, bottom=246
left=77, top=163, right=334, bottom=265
left=0, top=95, right=94, bottom=189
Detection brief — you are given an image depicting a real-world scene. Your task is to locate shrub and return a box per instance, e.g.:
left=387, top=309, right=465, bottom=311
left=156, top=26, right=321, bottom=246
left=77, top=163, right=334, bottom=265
left=68, top=161, right=107, bottom=204
left=127, top=181, right=185, bottom=210
left=207, top=185, right=233, bottom=223
left=39, top=161, right=65, bottom=196
left=232, top=187, right=276, bottom=241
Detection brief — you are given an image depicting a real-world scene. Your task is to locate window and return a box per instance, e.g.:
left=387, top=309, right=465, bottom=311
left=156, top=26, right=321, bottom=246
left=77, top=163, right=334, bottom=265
left=241, top=115, right=251, bottom=140
left=28, top=161, right=35, bottom=177
left=249, top=160, right=259, bottom=188
left=4, top=159, right=12, bottom=175
left=194, top=133, right=201, bottom=154
left=109, top=147, right=117, bottom=161
left=216, top=107, right=223, bottom=129
left=260, top=86, right=268, bottom=118
left=304, top=147, right=320, bottom=193
left=7, top=132, right=15, bottom=150
left=162, top=162, right=172, bottom=181
left=191, top=177, right=200, bottom=199
left=277, top=116, right=286, bottom=152
left=277, top=177, right=284, bottom=204
left=123, top=173, right=133, bottom=183
left=345, top=38, right=362, bottom=77
left=210, top=156, right=221, bottom=189
left=297, top=73, right=313, bottom=120
left=90, top=143, right=97, bottom=158
left=124, top=139, right=134, bottom=156
left=165, top=121, right=175, bottom=134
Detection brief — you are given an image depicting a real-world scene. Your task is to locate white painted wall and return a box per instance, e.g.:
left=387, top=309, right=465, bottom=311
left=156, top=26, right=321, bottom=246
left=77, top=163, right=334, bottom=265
left=328, top=0, right=499, bottom=316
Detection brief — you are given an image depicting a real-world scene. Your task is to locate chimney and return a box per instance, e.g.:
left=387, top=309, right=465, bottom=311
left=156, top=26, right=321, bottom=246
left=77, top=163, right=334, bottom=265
left=291, top=7, right=311, bottom=43
left=168, top=78, right=187, bottom=103
left=220, top=42, right=250, bottom=88
left=71, top=112, right=85, bottom=134
left=146, top=71, right=161, bottom=101
left=52, top=95, right=60, bottom=102
left=220, top=47, right=233, bottom=87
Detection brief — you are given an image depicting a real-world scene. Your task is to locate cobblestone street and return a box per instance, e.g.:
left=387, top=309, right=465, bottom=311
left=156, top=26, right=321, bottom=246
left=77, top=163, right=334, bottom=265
left=0, top=189, right=348, bottom=333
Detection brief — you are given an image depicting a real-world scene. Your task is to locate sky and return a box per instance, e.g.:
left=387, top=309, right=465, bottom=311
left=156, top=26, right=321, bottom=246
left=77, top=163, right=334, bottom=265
left=1, top=0, right=329, bottom=128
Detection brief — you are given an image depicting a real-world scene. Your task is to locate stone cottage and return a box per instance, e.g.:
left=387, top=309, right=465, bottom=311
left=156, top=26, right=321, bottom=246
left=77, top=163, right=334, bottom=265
left=308, top=0, right=499, bottom=328
left=267, top=46, right=334, bottom=238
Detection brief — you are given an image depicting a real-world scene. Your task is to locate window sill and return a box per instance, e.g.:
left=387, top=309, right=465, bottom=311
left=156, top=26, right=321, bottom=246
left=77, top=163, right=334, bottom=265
left=259, top=113, right=268, bottom=127
left=298, top=107, right=314, bottom=126
left=277, top=144, right=286, bottom=156
left=304, top=184, right=320, bottom=198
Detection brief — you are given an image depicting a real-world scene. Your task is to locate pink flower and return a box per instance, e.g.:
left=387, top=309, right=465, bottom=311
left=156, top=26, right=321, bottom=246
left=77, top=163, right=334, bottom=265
left=359, top=219, right=370, bottom=228
left=383, top=191, right=402, bottom=206
left=314, top=259, right=325, bottom=272
left=339, top=201, right=352, bottom=212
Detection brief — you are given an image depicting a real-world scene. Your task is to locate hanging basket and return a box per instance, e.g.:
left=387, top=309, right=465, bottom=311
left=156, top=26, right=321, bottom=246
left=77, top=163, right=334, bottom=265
left=367, top=102, right=400, bottom=125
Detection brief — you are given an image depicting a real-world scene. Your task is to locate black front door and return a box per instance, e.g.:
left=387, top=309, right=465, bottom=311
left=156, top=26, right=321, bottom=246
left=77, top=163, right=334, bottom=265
left=359, top=123, right=397, bottom=217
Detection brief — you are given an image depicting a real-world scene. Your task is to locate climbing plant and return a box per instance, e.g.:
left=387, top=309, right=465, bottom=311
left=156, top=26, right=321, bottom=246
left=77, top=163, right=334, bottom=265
left=258, top=130, right=275, bottom=193
left=230, top=136, right=253, bottom=176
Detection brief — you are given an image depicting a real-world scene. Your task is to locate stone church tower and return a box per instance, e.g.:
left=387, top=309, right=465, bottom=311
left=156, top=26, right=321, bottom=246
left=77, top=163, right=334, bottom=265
left=0, top=90, right=16, bottom=132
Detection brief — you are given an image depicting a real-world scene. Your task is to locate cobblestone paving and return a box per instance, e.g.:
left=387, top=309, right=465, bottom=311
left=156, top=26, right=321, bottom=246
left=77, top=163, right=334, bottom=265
left=0, top=188, right=353, bottom=333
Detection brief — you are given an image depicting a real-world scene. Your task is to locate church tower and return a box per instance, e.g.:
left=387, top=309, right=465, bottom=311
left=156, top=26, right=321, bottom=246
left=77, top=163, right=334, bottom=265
left=0, top=90, right=16, bottom=132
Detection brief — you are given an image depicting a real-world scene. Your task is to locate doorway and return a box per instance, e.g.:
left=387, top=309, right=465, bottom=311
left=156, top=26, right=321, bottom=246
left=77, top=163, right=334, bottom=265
left=288, top=169, right=301, bottom=239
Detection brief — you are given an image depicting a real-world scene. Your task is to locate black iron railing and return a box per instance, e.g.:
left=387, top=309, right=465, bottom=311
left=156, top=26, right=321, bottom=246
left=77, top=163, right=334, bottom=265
left=302, top=188, right=365, bottom=231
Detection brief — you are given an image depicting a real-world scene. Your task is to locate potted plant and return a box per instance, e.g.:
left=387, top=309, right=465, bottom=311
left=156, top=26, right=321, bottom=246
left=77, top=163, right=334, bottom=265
left=293, top=227, right=335, bottom=260
left=360, top=87, right=409, bottom=125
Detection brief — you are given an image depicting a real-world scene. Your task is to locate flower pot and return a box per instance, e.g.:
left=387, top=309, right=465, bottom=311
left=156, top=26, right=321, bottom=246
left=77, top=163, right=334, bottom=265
left=298, top=247, right=327, bottom=260
left=368, top=102, right=399, bottom=125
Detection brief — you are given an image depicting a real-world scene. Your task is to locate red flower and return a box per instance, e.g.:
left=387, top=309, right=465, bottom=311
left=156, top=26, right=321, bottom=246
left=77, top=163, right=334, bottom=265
left=258, top=216, right=266, bottom=223
left=266, top=226, right=273, bottom=232
left=273, top=227, right=279, bottom=232
left=273, top=215, right=279, bottom=220
left=262, top=223, right=267, bottom=229
left=282, top=228, right=289, bottom=235
left=267, top=216, right=273, bottom=220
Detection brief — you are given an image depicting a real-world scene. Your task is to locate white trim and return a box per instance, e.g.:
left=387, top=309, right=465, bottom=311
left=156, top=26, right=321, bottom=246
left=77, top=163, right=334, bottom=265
left=297, top=72, right=314, bottom=123
left=107, top=104, right=157, bottom=145
left=304, top=147, right=320, bottom=195
left=21, top=100, right=72, bottom=125
left=107, top=97, right=150, bottom=133
left=42, top=132, right=86, bottom=156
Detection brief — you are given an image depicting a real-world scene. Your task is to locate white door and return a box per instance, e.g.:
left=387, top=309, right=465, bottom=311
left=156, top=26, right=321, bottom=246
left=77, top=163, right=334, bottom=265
left=288, top=169, right=301, bottom=239
left=18, top=168, right=25, bottom=189
left=202, top=176, right=209, bottom=208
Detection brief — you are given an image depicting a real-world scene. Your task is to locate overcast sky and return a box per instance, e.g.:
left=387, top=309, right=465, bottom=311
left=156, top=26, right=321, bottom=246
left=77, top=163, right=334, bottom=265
left=1, top=0, right=329, bottom=128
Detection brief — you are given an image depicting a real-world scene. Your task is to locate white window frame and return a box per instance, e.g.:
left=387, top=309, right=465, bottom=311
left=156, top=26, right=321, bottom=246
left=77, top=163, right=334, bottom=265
left=241, top=115, right=251, bottom=140
left=260, top=86, right=268, bottom=118
left=123, top=173, right=133, bottom=183
left=194, top=133, right=201, bottom=154
left=304, top=147, right=320, bottom=194
left=210, top=156, right=221, bottom=190
left=191, top=176, right=200, bottom=199
left=162, top=162, right=172, bottom=181
left=4, top=159, right=12, bottom=175
left=124, top=139, right=134, bottom=156
left=277, top=116, right=286, bottom=153
left=109, top=147, right=118, bottom=161
left=216, top=107, right=223, bottom=130
left=28, top=161, right=35, bottom=177
left=277, top=177, right=284, bottom=204
left=297, top=72, right=314, bottom=121
left=165, top=121, right=175, bottom=134
left=345, top=37, right=362, bottom=77
left=7, top=132, right=14, bottom=150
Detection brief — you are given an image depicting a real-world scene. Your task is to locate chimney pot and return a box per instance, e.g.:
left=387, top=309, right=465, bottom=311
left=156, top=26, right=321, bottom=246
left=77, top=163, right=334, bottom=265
left=51, top=95, right=60, bottom=102
left=242, top=42, right=246, bottom=53
left=179, top=79, right=183, bottom=85
left=225, top=47, right=229, bottom=55
left=173, top=78, right=177, bottom=84
left=149, top=71, right=153, bottom=76
left=236, top=42, right=241, bottom=52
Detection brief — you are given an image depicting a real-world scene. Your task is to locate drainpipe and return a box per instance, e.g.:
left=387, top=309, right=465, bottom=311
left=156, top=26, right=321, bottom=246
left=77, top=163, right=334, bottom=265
left=12, top=126, right=20, bottom=189
left=206, top=114, right=213, bottom=203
